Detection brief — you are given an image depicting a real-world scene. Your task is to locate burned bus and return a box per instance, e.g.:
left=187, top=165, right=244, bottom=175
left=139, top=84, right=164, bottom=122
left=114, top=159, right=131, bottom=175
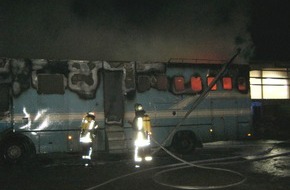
left=0, top=56, right=252, bottom=164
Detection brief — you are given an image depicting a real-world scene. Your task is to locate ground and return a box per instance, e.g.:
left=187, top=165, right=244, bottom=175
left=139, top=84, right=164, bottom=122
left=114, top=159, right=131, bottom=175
left=0, top=140, right=290, bottom=190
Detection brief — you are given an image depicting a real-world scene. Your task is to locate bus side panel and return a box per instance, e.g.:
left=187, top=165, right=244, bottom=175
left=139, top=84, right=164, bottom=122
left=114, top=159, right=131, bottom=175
left=210, top=98, right=238, bottom=141
left=12, top=88, right=99, bottom=153
left=39, top=132, right=67, bottom=153
left=237, top=97, right=252, bottom=139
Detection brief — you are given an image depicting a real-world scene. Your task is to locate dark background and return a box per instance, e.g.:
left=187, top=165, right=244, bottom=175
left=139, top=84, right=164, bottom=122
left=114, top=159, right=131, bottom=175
left=0, top=0, right=289, bottom=62
left=251, top=0, right=290, bottom=62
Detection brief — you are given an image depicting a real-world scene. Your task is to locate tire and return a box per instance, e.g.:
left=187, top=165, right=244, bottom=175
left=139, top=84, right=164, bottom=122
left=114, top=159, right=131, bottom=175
left=3, top=141, right=25, bottom=164
left=2, top=138, right=32, bottom=164
left=172, top=131, right=196, bottom=154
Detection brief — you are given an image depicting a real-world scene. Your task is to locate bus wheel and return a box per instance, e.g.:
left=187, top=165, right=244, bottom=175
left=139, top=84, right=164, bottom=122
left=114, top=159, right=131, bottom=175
left=3, top=139, right=27, bottom=164
left=172, top=131, right=196, bottom=154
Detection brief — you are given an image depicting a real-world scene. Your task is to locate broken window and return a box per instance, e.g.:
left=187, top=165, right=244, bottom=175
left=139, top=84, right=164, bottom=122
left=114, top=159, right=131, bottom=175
left=222, top=77, right=233, bottom=90
left=37, top=74, right=65, bottom=94
left=173, top=76, right=185, bottom=92
left=0, top=84, right=10, bottom=113
left=191, top=76, right=202, bottom=92
left=155, top=75, right=168, bottom=91
left=137, top=75, right=151, bottom=92
left=207, top=76, right=217, bottom=91
left=238, top=77, right=247, bottom=92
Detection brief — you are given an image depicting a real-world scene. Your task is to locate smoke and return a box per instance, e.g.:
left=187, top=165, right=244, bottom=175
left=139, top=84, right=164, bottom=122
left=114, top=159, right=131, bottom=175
left=0, top=0, right=253, bottom=63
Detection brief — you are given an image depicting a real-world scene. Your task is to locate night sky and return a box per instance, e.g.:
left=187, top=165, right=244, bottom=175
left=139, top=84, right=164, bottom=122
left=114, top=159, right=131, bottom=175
left=251, top=0, right=290, bottom=62
left=0, top=0, right=289, bottom=63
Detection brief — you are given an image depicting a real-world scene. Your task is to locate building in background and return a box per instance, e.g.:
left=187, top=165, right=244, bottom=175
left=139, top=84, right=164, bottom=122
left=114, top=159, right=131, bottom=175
left=250, top=61, right=290, bottom=139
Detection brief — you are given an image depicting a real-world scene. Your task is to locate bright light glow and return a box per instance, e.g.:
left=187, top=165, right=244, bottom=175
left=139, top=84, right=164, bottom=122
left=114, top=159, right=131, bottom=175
left=34, top=112, right=41, bottom=121
left=80, top=132, right=92, bottom=143
left=68, top=135, right=73, bottom=140
left=134, top=147, right=142, bottom=162
left=209, top=129, right=213, bottom=133
left=35, top=117, right=49, bottom=131
left=145, top=156, right=153, bottom=161
left=82, top=155, right=91, bottom=160
left=21, top=108, right=50, bottom=130
left=263, top=85, right=288, bottom=99
left=247, top=133, right=252, bottom=137
left=250, top=69, right=290, bottom=99
left=250, top=70, right=261, bottom=77
left=263, top=69, right=288, bottom=78
left=89, top=120, right=95, bottom=130
left=263, top=78, right=288, bottom=85
left=134, top=132, right=150, bottom=147
left=250, top=85, right=262, bottom=99
left=20, top=107, right=31, bottom=129
left=82, top=147, right=92, bottom=160
left=23, top=107, right=30, bottom=118
left=34, top=109, right=48, bottom=121
left=135, top=157, right=142, bottom=162
left=137, top=117, right=143, bottom=130
left=80, top=119, right=95, bottom=143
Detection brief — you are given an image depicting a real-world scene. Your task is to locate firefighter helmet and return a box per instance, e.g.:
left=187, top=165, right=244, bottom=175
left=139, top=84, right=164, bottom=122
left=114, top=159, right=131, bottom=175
left=87, top=112, right=95, bottom=119
left=135, top=103, right=143, bottom=111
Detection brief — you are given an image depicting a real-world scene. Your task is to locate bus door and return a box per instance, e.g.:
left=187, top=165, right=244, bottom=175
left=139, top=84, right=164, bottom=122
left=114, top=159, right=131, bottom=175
left=103, top=70, right=124, bottom=125
left=210, top=98, right=237, bottom=141
left=103, top=69, right=127, bottom=152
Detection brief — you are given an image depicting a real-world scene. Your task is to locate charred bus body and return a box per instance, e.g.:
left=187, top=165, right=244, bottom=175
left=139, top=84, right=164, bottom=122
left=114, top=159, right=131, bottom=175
left=0, top=58, right=252, bottom=164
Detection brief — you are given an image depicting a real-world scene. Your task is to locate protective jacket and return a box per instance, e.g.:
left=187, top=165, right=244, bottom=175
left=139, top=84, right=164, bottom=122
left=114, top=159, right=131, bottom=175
left=80, top=113, right=96, bottom=143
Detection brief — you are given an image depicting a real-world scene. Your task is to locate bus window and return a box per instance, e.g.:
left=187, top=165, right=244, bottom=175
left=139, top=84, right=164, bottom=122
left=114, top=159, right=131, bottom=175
left=155, top=75, right=168, bottom=91
left=124, top=67, right=135, bottom=91
left=37, top=74, right=65, bottom=94
left=173, top=76, right=185, bottom=92
left=238, top=77, right=247, bottom=92
left=191, top=76, right=202, bottom=92
left=222, top=77, right=232, bottom=90
left=0, top=84, right=9, bottom=113
left=137, top=75, right=151, bottom=92
left=207, top=76, right=217, bottom=91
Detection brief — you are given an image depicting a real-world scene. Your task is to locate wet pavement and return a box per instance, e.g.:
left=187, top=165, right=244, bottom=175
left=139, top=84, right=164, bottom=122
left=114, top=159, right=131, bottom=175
left=1, top=140, right=290, bottom=190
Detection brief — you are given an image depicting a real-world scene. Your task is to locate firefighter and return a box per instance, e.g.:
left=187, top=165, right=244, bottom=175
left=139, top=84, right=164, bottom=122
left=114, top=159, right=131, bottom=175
left=79, top=112, right=97, bottom=161
left=133, top=104, right=152, bottom=164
